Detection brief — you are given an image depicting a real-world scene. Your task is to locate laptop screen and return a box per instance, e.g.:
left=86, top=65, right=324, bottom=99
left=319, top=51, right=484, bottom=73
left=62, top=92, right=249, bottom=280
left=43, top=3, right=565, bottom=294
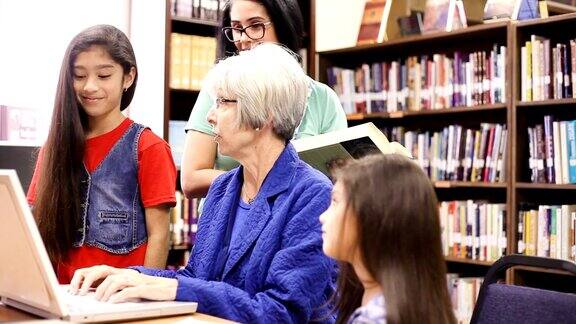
left=0, top=170, right=65, bottom=316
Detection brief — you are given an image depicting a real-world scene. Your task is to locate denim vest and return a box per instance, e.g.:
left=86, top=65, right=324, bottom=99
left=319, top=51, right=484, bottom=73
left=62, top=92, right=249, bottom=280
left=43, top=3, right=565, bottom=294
left=75, top=123, right=147, bottom=254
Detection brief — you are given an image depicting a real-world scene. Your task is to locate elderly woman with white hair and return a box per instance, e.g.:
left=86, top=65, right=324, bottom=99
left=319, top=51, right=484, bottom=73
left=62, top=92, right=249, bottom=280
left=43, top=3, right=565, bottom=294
left=68, top=43, right=337, bottom=323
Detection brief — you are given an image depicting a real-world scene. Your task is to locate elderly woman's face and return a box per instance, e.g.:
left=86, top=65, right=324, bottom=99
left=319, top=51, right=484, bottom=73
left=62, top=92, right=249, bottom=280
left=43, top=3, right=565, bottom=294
left=229, top=0, right=279, bottom=52
left=207, top=96, right=257, bottom=157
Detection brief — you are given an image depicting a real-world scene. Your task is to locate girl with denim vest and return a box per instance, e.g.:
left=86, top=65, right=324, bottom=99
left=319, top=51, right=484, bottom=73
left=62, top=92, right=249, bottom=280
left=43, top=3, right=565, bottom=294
left=27, top=25, right=177, bottom=284
left=320, top=154, right=457, bottom=324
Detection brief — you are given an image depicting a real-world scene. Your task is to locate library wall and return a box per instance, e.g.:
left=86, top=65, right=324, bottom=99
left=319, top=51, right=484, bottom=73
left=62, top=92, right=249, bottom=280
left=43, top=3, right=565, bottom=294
left=128, top=0, right=167, bottom=138
left=0, top=0, right=131, bottom=144
left=0, top=0, right=167, bottom=142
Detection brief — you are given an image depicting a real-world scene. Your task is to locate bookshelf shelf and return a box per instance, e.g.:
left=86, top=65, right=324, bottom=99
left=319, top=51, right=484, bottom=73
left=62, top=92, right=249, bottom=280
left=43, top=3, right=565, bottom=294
left=317, top=21, right=509, bottom=56
left=346, top=104, right=507, bottom=121
left=171, top=16, right=219, bottom=27
left=516, top=11, right=576, bottom=27
left=516, top=98, right=576, bottom=107
left=444, top=256, right=494, bottom=267
left=434, top=181, right=507, bottom=189
left=515, top=182, right=576, bottom=190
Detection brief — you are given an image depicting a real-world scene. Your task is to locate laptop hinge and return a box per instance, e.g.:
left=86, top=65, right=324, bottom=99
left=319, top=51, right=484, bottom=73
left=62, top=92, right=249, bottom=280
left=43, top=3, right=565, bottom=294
left=2, top=296, right=65, bottom=320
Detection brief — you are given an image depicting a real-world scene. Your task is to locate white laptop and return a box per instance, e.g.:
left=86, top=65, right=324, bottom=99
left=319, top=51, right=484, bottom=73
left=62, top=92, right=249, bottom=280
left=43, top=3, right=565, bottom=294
left=0, top=169, right=198, bottom=322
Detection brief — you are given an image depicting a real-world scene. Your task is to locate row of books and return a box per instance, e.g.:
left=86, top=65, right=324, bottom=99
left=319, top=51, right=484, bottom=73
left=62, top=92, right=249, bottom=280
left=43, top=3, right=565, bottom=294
left=326, top=46, right=507, bottom=115
left=527, top=116, right=576, bottom=184
left=170, top=0, right=223, bottom=22
left=447, top=274, right=483, bottom=324
left=170, top=191, right=199, bottom=248
left=520, top=36, right=576, bottom=101
left=439, top=201, right=507, bottom=262
left=517, top=205, right=576, bottom=261
left=0, top=105, right=40, bottom=142
left=382, top=123, right=507, bottom=183
left=170, top=33, right=216, bottom=91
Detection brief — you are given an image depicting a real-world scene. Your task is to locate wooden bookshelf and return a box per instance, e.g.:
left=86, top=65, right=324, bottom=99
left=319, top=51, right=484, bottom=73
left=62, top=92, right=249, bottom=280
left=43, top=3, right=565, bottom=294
left=318, top=13, right=576, bottom=285
left=510, top=13, right=576, bottom=284
left=319, top=20, right=512, bottom=285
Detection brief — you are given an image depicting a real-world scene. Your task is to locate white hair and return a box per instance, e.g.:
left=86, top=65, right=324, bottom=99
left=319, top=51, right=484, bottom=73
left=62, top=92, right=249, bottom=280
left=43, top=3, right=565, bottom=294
left=204, top=43, right=309, bottom=141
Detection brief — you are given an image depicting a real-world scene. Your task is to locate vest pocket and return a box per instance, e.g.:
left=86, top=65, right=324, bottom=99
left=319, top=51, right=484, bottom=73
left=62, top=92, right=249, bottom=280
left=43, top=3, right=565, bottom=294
left=96, top=211, right=131, bottom=249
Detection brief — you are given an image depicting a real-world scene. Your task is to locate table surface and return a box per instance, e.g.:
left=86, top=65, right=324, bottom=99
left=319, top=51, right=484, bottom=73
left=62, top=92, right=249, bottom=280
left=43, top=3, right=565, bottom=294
left=0, top=303, right=234, bottom=323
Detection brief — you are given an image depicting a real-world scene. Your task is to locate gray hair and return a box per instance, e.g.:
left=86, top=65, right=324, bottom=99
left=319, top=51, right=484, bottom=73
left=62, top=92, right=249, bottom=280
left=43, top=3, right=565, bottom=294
left=205, top=43, right=309, bottom=141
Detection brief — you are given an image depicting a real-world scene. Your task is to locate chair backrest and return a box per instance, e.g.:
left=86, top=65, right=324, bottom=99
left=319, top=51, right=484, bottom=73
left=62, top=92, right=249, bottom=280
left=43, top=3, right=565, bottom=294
left=471, top=255, right=576, bottom=324
left=473, top=283, right=576, bottom=324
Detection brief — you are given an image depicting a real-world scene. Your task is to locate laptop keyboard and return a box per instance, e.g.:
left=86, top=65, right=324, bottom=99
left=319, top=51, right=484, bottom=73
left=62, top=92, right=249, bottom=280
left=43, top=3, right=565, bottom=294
left=59, top=286, right=146, bottom=314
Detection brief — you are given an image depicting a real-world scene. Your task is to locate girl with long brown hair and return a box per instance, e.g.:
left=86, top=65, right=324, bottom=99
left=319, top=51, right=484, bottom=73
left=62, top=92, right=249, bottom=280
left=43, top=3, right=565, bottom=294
left=320, top=154, right=456, bottom=324
left=27, top=25, right=176, bottom=283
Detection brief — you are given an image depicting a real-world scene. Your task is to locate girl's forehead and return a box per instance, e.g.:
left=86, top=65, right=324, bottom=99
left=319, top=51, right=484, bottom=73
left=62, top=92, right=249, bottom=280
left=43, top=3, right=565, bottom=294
left=74, top=46, right=116, bottom=67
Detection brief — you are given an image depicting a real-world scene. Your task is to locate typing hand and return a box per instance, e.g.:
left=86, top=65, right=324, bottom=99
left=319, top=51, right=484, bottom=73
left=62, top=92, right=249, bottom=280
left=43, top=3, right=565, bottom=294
left=98, top=273, right=178, bottom=303
left=70, top=265, right=177, bottom=303
left=69, top=265, right=138, bottom=296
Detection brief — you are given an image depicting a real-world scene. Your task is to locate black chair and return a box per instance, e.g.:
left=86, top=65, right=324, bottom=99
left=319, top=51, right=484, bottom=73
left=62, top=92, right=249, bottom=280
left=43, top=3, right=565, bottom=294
left=470, top=254, right=576, bottom=324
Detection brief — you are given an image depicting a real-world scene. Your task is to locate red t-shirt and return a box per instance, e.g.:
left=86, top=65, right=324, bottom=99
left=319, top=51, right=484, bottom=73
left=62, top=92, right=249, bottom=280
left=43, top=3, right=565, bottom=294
left=27, top=118, right=177, bottom=283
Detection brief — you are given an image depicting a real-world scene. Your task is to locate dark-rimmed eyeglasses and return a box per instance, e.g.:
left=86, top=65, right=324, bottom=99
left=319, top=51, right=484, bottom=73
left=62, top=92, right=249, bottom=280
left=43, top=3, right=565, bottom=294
left=215, top=97, right=238, bottom=107
left=222, top=22, right=272, bottom=42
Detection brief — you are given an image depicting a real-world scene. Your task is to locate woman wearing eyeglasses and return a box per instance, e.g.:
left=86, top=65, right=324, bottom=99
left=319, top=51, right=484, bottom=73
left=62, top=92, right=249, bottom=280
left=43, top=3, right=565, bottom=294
left=69, top=43, right=337, bottom=323
left=181, top=0, right=347, bottom=202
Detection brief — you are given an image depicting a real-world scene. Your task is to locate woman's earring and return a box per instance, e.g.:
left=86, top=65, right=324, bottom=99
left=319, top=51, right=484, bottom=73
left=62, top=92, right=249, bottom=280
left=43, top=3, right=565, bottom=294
left=123, top=88, right=128, bottom=93
left=255, top=127, right=260, bottom=131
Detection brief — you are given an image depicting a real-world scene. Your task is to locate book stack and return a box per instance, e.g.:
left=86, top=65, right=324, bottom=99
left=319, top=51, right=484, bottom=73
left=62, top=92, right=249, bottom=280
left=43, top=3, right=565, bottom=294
left=527, top=115, right=576, bottom=184
left=326, top=45, right=507, bottom=115
left=170, top=191, right=199, bottom=248
left=170, top=33, right=217, bottom=91
left=171, top=0, right=223, bottom=22
left=447, top=274, right=483, bottom=324
left=520, top=35, right=576, bottom=101
left=517, top=204, right=576, bottom=261
left=383, top=123, right=508, bottom=183
left=439, top=201, right=507, bottom=262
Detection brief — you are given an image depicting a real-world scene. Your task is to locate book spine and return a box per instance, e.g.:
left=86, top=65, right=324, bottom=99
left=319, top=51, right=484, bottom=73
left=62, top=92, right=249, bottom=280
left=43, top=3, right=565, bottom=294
left=553, top=121, right=564, bottom=184
left=567, top=120, right=576, bottom=183
left=544, top=115, right=555, bottom=183
left=562, top=43, right=572, bottom=99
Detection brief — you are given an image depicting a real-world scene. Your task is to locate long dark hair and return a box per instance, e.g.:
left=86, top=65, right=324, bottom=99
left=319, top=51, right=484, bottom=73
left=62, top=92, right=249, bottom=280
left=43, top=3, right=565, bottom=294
left=333, top=154, right=456, bottom=324
left=217, top=0, right=304, bottom=58
left=33, top=24, right=138, bottom=263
